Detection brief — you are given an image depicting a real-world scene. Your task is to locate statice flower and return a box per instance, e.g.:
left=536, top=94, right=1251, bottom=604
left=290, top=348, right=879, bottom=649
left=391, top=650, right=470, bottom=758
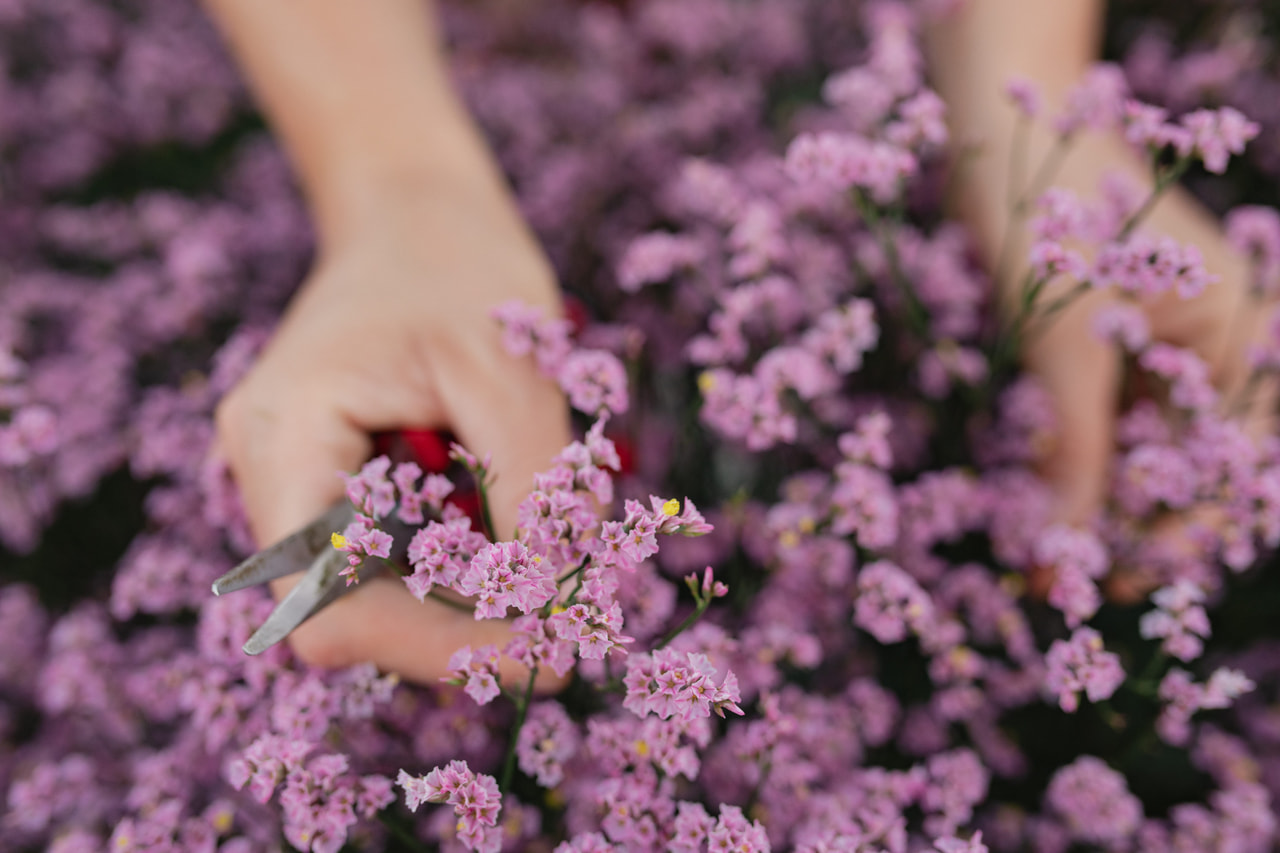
left=934, top=832, right=988, bottom=853
left=494, top=301, right=630, bottom=416
left=1045, top=756, right=1143, bottom=849
left=1054, top=63, right=1129, bottom=135
left=559, top=349, right=630, bottom=417
left=1033, top=524, right=1108, bottom=628
left=404, top=507, right=490, bottom=601
left=277, top=754, right=393, bottom=853
left=922, top=749, right=989, bottom=837
left=1092, top=301, right=1150, bottom=352
left=617, top=232, right=706, bottom=292
left=1091, top=233, right=1217, bottom=300
left=706, top=805, right=771, bottom=852
left=457, top=540, right=558, bottom=619
left=227, top=735, right=315, bottom=803
left=1043, top=627, right=1125, bottom=713
left=1179, top=106, right=1259, bottom=174
left=623, top=647, right=744, bottom=721
left=398, top=761, right=503, bottom=853
left=785, top=131, right=918, bottom=204
left=491, top=300, right=573, bottom=374
left=1226, top=205, right=1280, bottom=295
left=1157, top=667, right=1255, bottom=746
left=444, top=644, right=502, bottom=706
left=516, top=701, right=580, bottom=787
left=1139, top=581, right=1211, bottom=662
left=854, top=560, right=933, bottom=644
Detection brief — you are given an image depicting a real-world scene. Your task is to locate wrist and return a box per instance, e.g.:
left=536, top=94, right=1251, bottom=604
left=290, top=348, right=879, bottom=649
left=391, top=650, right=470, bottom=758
left=308, top=102, right=512, bottom=251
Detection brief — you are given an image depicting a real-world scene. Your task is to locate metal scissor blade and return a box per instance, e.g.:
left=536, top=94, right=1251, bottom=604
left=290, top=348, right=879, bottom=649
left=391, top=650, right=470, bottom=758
left=212, top=501, right=355, bottom=596
left=241, top=545, right=383, bottom=655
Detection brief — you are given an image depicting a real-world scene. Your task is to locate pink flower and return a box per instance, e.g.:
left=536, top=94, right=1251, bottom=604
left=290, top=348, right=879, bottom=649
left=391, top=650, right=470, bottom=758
left=1139, top=581, right=1211, bottom=662
left=1045, top=756, right=1142, bottom=847
left=444, top=645, right=502, bottom=706
left=622, top=647, right=744, bottom=721
left=516, top=701, right=580, bottom=787
left=1180, top=106, right=1259, bottom=174
left=557, top=349, right=629, bottom=417
left=617, top=232, right=704, bottom=292
left=1054, top=64, right=1128, bottom=135
left=785, top=131, right=918, bottom=204
left=1044, top=627, right=1125, bottom=712
left=1005, top=77, right=1040, bottom=118
left=854, top=560, right=931, bottom=644
left=458, top=541, right=557, bottom=619
left=397, top=761, right=502, bottom=853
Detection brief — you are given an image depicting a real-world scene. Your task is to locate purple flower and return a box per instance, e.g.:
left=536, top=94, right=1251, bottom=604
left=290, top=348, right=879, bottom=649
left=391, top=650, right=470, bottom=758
left=458, top=540, right=557, bottom=619
left=854, top=561, right=932, bottom=644
left=623, top=647, right=744, bottom=721
left=1044, top=627, right=1125, bottom=713
left=517, top=701, right=581, bottom=787
left=1139, top=582, right=1211, bottom=662
left=444, top=645, right=502, bottom=706
left=398, top=761, right=503, bottom=853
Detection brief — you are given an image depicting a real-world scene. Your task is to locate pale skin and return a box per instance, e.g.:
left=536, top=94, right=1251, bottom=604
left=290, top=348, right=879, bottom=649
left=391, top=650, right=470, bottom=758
left=205, top=0, right=570, bottom=686
left=209, top=0, right=1264, bottom=681
left=928, top=0, right=1271, bottom=597
left=926, top=0, right=1264, bottom=517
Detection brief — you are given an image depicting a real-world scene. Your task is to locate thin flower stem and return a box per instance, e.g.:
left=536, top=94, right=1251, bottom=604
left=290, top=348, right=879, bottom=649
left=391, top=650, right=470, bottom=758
left=851, top=190, right=931, bottom=337
left=378, top=812, right=430, bottom=853
left=426, top=590, right=475, bottom=614
left=474, top=470, right=498, bottom=543
left=1021, top=132, right=1074, bottom=209
left=1115, top=158, right=1190, bottom=243
left=500, top=666, right=539, bottom=793
left=655, top=598, right=711, bottom=650
left=1008, top=116, right=1030, bottom=212
left=556, top=556, right=591, bottom=585
left=379, top=557, right=409, bottom=577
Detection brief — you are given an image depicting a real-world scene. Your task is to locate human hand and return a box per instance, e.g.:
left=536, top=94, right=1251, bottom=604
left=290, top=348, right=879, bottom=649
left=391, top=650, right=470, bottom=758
left=1003, top=134, right=1273, bottom=600
left=215, top=175, right=571, bottom=683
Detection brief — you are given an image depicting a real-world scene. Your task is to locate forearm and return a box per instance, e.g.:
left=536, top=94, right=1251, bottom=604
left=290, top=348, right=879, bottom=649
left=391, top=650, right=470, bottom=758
left=926, top=1, right=1246, bottom=331
left=925, top=0, right=1106, bottom=268
left=202, top=0, right=508, bottom=248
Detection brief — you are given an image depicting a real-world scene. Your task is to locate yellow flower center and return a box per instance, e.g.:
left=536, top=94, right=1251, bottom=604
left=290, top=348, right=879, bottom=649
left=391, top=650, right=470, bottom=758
left=331, top=532, right=347, bottom=549
left=662, top=498, right=681, bottom=517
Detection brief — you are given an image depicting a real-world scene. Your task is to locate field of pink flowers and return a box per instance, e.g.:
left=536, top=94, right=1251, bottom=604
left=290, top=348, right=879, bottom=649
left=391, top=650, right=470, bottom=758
left=5, top=1, right=1280, bottom=851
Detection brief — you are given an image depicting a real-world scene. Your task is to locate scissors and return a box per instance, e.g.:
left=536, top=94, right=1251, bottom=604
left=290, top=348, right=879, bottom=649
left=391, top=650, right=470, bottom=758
left=210, top=430, right=446, bottom=655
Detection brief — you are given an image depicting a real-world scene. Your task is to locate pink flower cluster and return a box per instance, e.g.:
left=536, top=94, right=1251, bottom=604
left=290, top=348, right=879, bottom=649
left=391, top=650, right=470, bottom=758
left=398, top=761, right=503, bottom=853
left=5, top=1, right=1280, bottom=852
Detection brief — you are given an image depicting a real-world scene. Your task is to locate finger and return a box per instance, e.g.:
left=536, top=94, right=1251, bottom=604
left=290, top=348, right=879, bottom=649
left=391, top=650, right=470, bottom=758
left=435, top=345, right=572, bottom=539
left=1024, top=287, right=1122, bottom=525
left=284, top=575, right=570, bottom=691
left=216, top=377, right=371, bottom=550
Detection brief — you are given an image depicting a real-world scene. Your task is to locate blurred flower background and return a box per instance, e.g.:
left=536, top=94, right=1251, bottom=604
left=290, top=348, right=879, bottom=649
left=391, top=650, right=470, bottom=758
left=5, top=0, right=1280, bottom=851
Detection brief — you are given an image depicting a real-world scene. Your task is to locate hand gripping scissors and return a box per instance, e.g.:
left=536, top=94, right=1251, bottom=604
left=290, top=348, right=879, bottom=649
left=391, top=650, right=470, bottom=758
left=210, top=430, right=445, bottom=655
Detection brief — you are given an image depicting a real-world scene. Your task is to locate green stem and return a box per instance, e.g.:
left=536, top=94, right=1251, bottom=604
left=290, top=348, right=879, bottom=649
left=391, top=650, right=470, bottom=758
left=851, top=190, right=930, bottom=337
left=500, top=666, right=539, bottom=793
left=1115, top=158, right=1190, bottom=243
left=426, top=590, right=475, bottom=614
left=556, top=556, right=591, bottom=586
left=474, top=471, right=498, bottom=543
left=1021, top=132, right=1074, bottom=208
left=378, top=812, right=430, bottom=853
left=655, top=599, right=710, bottom=650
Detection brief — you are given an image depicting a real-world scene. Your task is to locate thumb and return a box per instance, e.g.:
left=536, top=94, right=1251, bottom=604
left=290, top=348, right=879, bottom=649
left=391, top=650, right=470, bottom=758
left=1023, top=289, right=1121, bottom=526
left=216, top=383, right=370, bottom=550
